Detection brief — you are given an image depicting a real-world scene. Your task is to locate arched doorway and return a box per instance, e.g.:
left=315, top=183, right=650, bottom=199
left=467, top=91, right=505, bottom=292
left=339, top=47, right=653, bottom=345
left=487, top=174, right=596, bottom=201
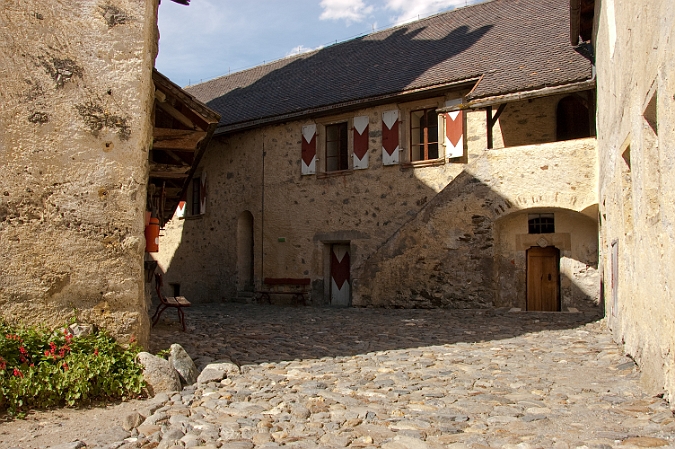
left=237, top=211, right=254, bottom=291
left=526, top=246, right=560, bottom=311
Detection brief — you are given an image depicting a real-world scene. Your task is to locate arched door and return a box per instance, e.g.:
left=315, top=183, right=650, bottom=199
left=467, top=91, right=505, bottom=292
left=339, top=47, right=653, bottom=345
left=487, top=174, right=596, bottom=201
left=526, top=246, right=560, bottom=311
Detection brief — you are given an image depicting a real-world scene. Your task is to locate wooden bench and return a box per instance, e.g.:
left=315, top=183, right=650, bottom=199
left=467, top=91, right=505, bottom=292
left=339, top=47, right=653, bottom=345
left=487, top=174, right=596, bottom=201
left=256, top=278, right=310, bottom=305
left=152, top=273, right=191, bottom=331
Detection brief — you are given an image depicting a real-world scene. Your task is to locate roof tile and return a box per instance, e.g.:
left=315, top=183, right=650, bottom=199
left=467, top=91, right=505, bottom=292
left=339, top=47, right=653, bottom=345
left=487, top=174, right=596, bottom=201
left=187, top=0, right=592, bottom=131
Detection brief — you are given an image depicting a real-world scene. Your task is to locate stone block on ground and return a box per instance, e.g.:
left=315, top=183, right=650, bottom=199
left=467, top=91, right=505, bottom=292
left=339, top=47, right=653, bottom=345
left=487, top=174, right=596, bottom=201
left=169, top=343, right=199, bottom=385
left=136, top=352, right=182, bottom=396
left=197, top=358, right=240, bottom=384
left=122, top=411, right=146, bottom=431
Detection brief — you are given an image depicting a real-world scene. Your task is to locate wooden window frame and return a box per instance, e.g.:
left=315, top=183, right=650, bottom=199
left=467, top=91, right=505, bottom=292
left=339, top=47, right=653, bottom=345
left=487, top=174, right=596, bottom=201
left=325, top=121, right=349, bottom=173
left=528, top=213, right=555, bottom=234
left=410, top=107, right=440, bottom=162
left=190, top=176, right=201, bottom=216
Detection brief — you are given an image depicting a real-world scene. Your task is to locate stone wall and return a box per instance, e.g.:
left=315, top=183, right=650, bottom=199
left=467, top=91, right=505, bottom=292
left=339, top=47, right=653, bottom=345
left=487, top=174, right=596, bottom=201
left=354, top=138, right=598, bottom=309
left=156, top=92, right=599, bottom=311
left=0, top=0, right=158, bottom=346
left=594, top=0, right=675, bottom=400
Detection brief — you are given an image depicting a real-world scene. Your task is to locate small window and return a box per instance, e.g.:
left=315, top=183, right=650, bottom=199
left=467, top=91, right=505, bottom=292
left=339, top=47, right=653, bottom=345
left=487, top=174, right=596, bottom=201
left=410, top=108, right=439, bottom=161
left=326, top=122, right=349, bottom=172
left=190, top=177, right=201, bottom=216
left=528, top=213, right=555, bottom=234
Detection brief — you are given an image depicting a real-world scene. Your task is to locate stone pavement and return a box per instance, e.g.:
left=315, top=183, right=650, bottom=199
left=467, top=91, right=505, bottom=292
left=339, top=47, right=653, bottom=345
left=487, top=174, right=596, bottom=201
left=129, top=304, right=675, bottom=449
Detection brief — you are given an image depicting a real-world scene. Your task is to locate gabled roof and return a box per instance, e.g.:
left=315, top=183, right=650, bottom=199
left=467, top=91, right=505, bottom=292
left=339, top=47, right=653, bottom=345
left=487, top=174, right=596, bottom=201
left=187, top=0, right=592, bottom=134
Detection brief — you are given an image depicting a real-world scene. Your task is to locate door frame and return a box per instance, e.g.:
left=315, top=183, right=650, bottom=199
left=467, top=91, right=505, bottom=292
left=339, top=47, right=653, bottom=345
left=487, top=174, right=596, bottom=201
left=526, top=245, right=561, bottom=311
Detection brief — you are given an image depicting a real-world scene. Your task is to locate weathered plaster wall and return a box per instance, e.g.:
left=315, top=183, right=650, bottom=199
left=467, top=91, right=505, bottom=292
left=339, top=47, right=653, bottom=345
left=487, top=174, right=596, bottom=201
left=157, top=93, right=598, bottom=311
left=595, top=0, right=675, bottom=400
left=0, top=0, right=158, bottom=346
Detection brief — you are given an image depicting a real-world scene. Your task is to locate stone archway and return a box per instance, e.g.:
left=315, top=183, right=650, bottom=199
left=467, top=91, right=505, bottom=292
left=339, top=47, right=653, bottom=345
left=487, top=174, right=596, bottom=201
left=494, top=208, right=599, bottom=311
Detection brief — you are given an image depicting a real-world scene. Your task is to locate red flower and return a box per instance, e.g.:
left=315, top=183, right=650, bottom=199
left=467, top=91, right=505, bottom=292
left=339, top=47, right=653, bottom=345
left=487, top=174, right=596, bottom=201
left=19, top=346, right=28, bottom=355
left=62, top=363, right=69, bottom=371
left=93, top=348, right=99, bottom=356
left=13, top=368, right=23, bottom=377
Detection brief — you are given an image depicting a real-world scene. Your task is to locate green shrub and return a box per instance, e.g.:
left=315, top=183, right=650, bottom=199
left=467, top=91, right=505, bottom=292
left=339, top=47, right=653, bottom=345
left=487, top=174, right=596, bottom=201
left=0, top=322, right=145, bottom=417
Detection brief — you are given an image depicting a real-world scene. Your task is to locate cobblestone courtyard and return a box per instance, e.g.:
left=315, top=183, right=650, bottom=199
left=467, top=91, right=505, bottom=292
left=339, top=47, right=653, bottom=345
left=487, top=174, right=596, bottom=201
left=2, top=304, right=674, bottom=448
left=145, top=304, right=675, bottom=449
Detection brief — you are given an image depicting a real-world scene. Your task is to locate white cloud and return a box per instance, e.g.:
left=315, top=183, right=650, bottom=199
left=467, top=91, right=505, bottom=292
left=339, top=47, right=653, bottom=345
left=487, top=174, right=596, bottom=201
left=319, top=0, right=374, bottom=23
left=286, top=44, right=323, bottom=57
left=384, top=0, right=475, bottom=24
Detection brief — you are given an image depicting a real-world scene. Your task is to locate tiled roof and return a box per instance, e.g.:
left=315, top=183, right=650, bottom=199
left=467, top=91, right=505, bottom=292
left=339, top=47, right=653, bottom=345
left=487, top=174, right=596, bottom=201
left=187, top=0, right=592, bottom=132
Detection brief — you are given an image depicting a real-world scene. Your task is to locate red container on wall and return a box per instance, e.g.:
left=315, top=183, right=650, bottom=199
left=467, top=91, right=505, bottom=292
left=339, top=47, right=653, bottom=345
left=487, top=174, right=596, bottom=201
left=145, top=218, right=160, bottom=253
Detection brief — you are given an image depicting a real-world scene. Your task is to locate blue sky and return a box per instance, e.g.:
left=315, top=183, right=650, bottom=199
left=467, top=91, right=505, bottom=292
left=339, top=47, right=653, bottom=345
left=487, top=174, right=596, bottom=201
left=156, top=0, right=482, bottom=87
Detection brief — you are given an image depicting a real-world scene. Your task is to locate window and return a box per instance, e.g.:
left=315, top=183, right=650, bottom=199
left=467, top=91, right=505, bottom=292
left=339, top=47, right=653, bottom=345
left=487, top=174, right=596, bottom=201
left=528, top=213, right=554, bottom=234
left=190, top=177, right=201, bottom=216
left=410, top=108, right=440, bottom=161
left=326, top=122, right=349, bottom=172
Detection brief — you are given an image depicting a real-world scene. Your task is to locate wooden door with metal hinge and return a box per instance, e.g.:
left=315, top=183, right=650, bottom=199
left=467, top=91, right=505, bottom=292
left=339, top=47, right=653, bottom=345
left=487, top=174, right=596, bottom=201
left=527, top=246, right=560, bottom=311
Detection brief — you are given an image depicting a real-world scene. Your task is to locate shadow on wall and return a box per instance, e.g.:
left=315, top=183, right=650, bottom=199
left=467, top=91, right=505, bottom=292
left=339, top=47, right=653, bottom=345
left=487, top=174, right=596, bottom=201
left=354, top=169, right=600, bottom=311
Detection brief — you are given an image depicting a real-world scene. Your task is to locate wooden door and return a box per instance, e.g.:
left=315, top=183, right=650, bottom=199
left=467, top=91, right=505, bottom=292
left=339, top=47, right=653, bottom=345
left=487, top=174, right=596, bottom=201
left=527, top=246, right=560, bottom=311
left=331, top=244, right=350, bottom=306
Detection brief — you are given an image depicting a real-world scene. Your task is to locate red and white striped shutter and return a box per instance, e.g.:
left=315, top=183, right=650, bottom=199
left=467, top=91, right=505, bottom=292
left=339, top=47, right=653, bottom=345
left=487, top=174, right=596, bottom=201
left=176, top=201, right=186, bottom=219
left=444, top=99, right=464, bottom=158
left=352, top=116, right=369, bottom=170
left=301, top=124, right=317, bottom=175
left=199, top=171, right=207, bottom=214
left=331, top=244, right=351, bottom=306
left=382, top=110, right=400, bottom=165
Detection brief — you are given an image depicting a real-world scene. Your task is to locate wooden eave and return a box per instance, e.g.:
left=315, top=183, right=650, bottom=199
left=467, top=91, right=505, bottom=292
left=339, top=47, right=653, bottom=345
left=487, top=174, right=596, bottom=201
left=149, top=69, right=221, bottom=226
left=437, top=79, right=596, bottom=111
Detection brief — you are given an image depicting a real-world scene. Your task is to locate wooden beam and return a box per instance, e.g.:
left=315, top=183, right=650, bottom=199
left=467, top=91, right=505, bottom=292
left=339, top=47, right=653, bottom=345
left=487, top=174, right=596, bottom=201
left=486, top=107, right=493, bottom=150
left=153, top=128, right=207, bottom=150
left=149, top=163, right=191, bottom=179
left=149, top=172, right=190, bottom=180
left=490, top=103, right=507, bottom=126
left=162, top=149, right=191, bottom=166
left=486, top=104, right=506, bottom=149
left=155, top=100, right=197, bottom=130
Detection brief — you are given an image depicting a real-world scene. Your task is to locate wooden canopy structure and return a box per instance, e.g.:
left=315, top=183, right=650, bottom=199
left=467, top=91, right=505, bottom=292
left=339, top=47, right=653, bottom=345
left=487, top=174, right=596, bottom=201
left=149, top=69, right=220, bottom=226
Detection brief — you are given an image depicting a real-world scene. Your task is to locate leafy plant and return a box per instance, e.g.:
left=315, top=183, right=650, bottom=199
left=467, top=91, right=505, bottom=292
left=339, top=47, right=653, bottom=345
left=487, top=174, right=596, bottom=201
left=0, top=321, right=145, bottom=417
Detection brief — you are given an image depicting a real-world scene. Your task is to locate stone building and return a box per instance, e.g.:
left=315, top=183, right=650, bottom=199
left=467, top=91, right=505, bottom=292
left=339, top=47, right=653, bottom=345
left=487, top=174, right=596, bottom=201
left=0, top=0, right=216, bottom=347
left=573, top=0, right=675, bottom=401
left=156, top=0, right=601, bottom=313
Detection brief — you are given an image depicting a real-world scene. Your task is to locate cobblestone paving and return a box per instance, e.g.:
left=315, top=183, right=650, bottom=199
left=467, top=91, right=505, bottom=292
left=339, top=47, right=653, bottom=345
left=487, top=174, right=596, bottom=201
left=136, top=304, right=675, bottom=449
